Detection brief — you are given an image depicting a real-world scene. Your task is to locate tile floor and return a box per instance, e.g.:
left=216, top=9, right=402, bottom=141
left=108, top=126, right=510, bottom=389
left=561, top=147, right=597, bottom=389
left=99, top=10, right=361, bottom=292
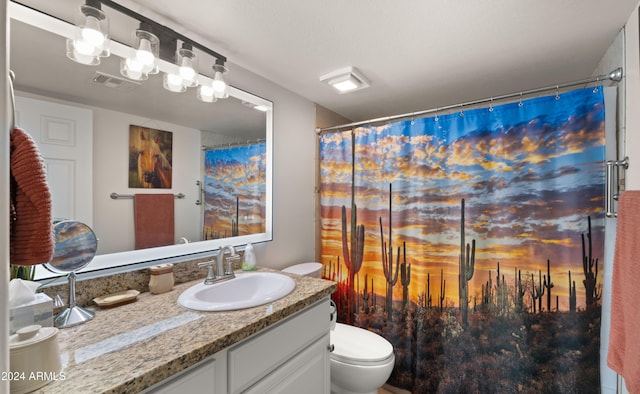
left=379, top=384, right=412, bottom=394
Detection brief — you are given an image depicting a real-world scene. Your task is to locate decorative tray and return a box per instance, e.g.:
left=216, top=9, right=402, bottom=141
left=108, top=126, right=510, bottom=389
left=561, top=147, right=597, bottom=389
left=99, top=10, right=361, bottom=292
left=93, top=290, right=140, bottom=308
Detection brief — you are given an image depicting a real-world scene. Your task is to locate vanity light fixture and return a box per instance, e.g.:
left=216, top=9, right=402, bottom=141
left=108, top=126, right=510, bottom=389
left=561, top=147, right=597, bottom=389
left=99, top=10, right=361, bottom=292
left=177, top=43, right=198, bottom=88
left=319, top=66, right=370, bottom=94
left=211, top=60, right=229, bottom=99
left=61, top=0, right=230, bottom=100
left=120, top=23, right=159, bottom=81
left=66, top=0, right=110, bottom=65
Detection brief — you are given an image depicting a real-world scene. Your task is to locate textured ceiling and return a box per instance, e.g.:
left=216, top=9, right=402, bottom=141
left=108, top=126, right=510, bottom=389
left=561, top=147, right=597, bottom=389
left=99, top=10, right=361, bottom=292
left=13, top=0, right=639, bottom=124
left=122, top=0, right=637, bottom=123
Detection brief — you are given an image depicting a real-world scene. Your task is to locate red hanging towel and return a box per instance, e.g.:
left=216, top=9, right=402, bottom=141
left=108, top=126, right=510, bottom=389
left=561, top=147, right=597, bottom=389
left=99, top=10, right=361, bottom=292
left=134, top=193, right=175, bottom=250
left=9, top=127, right=54, bottom=266
left=608, top=190, right=640, bottom=393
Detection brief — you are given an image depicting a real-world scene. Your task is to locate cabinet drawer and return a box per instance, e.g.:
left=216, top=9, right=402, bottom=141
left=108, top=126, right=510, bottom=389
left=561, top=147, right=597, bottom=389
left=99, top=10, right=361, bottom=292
left=228, top=299, right=329, bottom=393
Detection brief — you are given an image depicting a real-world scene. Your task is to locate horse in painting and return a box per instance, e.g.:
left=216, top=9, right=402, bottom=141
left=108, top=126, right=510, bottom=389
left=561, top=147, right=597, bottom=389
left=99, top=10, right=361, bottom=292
left=137, top=131, right=172, bottom=188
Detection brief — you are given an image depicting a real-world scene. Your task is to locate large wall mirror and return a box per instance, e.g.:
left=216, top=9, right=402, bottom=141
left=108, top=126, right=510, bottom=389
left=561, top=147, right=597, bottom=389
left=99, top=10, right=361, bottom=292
left=10, top=1, right=273, bottom=279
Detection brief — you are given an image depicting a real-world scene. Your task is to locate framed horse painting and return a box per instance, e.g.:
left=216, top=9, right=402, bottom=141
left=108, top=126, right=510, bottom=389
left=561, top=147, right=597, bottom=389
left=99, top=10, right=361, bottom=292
left=128, top=125, right=173, bottom=189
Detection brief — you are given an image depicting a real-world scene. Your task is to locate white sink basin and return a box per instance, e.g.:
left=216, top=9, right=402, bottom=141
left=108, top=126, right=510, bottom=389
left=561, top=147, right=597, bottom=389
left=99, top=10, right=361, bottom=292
left=178, top=272, right=296, bottom=312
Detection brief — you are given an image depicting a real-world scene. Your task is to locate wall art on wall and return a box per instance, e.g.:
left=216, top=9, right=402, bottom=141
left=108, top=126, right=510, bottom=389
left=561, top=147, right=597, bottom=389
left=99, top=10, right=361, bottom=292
left=202, top=142, right=266, bottom=239
left=320, top=86, right=608, bottom=393
left=128, top=125, right=173, bottom=189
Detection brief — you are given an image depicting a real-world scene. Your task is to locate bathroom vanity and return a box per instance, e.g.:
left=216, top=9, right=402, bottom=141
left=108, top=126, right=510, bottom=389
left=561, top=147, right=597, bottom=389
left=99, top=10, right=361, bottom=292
left=143, top=300, right=330, bottom=393
left=37, top=270, right=335, bottom=393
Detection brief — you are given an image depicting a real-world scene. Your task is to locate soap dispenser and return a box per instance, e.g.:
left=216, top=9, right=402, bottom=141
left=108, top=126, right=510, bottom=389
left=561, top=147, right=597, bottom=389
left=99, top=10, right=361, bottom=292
left=242, top=243, right=257, bottom=271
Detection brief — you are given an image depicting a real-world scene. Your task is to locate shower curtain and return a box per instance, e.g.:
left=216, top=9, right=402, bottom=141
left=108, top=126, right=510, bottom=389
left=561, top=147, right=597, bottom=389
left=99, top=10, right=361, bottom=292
left=202, top=142, right=266, bottom=239
left=320, top=87, right=607, bottom=393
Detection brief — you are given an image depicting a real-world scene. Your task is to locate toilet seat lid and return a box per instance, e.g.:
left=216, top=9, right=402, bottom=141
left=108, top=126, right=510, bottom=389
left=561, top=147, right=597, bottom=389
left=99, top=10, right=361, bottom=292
left=330, top=323, right=393, bottom=364
left=282, top=262, right=322, bottom=276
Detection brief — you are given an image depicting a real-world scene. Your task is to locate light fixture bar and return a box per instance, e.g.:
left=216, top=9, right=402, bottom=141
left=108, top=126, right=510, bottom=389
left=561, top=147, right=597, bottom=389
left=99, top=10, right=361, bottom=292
left=98, top=0, right=226, bottom=64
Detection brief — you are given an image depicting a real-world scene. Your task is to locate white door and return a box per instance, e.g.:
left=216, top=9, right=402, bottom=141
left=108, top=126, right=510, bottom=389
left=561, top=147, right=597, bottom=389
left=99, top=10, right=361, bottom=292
left=14, top=95, right=93, bottom=226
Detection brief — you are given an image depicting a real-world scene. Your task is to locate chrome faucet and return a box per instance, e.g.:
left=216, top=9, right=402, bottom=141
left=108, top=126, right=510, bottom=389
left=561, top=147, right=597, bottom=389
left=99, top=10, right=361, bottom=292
left=216, top=245, right=237, bottom=278
left=198, top=245, right=238, bottom=285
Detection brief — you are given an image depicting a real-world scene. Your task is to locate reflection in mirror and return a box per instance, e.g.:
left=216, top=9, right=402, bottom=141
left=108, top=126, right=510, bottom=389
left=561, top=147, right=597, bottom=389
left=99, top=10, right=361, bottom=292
left=9, top=1, right=273, bottom=279
left=202, top=141, right=267, bottom=240
left=45, top=220, right=97, bottom=327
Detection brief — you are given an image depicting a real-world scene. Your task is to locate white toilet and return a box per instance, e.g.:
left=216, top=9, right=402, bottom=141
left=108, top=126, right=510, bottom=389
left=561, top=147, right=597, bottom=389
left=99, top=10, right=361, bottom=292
left=282, top=263, right=395, bottom=394
left=330, top=323, right=395, bottom=394
left=281, top=262, right=323, bottom=278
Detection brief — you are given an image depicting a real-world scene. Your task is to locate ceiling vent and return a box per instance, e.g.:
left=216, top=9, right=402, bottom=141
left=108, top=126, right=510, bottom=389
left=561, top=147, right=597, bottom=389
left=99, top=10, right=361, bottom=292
left=91, top=71, right=141, bottom=91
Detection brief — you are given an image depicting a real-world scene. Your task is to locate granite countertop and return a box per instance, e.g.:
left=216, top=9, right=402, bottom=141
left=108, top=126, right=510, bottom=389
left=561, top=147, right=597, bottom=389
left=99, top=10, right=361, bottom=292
left=34, top=269, right=336, bottom=394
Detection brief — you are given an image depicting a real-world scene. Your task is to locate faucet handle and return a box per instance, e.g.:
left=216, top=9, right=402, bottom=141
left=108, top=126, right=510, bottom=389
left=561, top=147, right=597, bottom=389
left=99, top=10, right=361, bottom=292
left=198, top=261, right=216, bottom=284
left=225, top=255, right=241, bottom=275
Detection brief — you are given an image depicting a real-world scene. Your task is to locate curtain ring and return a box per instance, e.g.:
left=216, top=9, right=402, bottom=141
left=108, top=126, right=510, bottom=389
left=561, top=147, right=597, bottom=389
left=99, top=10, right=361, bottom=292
left=593, top=78, right=600, bottom=93
left=459, top=104, right=464, bottom=117
left=489, top=98, right=494, bottom=112
left=434, top=108, right=439, bottom=122
left=518, top=93, right=523, bottom=107
left=555, top=85, right=560, bottom=100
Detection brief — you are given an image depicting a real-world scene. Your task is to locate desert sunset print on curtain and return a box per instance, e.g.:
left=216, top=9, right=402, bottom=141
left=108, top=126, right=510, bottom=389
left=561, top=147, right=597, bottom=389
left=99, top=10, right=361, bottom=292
left=320, top=87, right=606, bottom=392
left=321, top=87, right=605, bottom=311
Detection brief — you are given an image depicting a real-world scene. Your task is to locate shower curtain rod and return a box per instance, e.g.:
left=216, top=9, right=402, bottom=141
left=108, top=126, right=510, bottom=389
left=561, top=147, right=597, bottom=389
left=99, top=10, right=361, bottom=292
left=202, top=138, right=266, bottom=150
left=316, top=67, right=623, bottom=134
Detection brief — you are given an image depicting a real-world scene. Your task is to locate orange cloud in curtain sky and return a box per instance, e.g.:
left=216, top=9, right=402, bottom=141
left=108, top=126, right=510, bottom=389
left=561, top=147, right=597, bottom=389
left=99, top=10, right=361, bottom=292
left=320, top=87, right=606, bottom=312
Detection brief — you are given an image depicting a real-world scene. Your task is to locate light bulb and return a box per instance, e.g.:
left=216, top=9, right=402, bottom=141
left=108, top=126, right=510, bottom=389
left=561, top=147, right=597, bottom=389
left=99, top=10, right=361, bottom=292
left=126, top=58, right=144, bottom=72
left=215, top=88, right=229, bottom=99
left=66, top=38, right=99, bottom=65
left=163, top=73, right=185, bottom=92
left=198, top=84, right=216, bottom=102
left=82, top=15, right=105, bottom=47
left=120, top=58, right=147, bottom=80
left=168, top=73, right=182, bottom=85
left=136, top=38, right=155, bottom=67
left=73, top=39, right=96, bottom=56
left=179, top=57, right=196, bottom=82
left=212, top=71, right=226, bottom=93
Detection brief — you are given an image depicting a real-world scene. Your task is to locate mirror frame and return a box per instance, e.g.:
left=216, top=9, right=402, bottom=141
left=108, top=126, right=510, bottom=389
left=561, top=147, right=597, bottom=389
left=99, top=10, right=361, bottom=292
left=10, top=2, right=273, bottom=279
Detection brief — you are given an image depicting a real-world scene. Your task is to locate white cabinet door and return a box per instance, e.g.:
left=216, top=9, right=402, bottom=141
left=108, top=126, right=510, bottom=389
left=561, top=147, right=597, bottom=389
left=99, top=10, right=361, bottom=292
left=244, top=334, right=330, bottom=394
left=227, top=299, right=329, bottom=393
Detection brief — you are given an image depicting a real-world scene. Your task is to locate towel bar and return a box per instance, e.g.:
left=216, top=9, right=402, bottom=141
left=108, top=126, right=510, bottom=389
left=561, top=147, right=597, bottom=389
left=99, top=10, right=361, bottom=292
left=605, top=157, right=629, bottom=218
left=110, top=192, right=185, bottom=200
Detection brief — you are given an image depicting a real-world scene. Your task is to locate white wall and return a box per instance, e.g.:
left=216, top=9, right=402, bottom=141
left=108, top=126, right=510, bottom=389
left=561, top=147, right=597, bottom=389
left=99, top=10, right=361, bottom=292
left=227, top=65, right=318, bottom=270
left=625, top=4, right=640, bottom=189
